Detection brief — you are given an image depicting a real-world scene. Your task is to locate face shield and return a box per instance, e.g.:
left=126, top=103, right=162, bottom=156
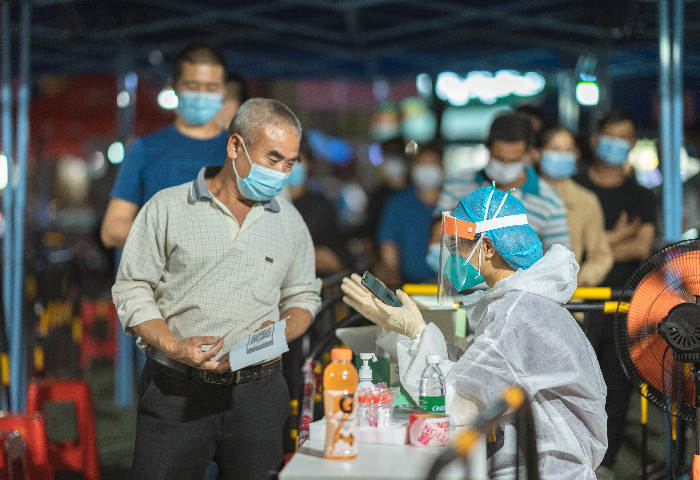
left=437, top=188, right=529, bottom=303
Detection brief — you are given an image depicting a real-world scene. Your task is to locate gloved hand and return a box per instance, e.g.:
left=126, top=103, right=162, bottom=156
left=372, top=289, right=426, bottom=340
left=341, top=273, right=386, bottom=326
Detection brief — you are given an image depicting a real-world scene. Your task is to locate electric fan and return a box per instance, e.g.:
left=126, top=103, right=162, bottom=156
left=615, top=239, right=700, bottom=478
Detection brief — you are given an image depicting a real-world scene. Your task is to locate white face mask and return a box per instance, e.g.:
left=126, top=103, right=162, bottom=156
left=411, top=164, right=443, bottom=190
left=484, top=158, right=524, bottom=184
left=381, top=156, right=408, bottom=181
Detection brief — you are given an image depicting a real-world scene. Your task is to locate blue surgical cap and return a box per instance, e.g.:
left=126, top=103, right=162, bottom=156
left=452, top=187, right=543, bottom=270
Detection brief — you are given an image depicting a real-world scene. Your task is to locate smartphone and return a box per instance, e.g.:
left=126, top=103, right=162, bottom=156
left=361, top=271, right=403, bottom=308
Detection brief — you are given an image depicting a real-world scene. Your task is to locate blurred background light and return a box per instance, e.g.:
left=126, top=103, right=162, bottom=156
left=57, top=155, right=90, bottom=205
left=628, top=140, right=700, bottom=188
left=0, top=154, right=7, bottom=190
left=88, top=151, right=108, bottom=180
left=116, top=90, right=130, bottom=108
left=435, top=72, right=469, bottom=106
left=399, top=97, right=437, bottom=143
left=148, top=49, right=164, bottom=66
left=372, top=78, right=390, bottom=102
left=368, top=143, right=383, bottom=166
left=107, top=142, right=125, bottom=164
left=440, top=105, right=509, bottom=141
left=157, top=88, right=178, bottom=109
left=416, top=73, right=433, bottom=98
left=434, top=70, right=545, bottom=106
left=682, top=228, right=699, bottom=240
left=443, top=143, right=490, bottom=177
left=124, top=72, right=138, bottom=91
left=306, top=129, right=354, bottom=165
left=369, top=102, right=401, bottom=142
left=575, top=81, right=599, bottom=106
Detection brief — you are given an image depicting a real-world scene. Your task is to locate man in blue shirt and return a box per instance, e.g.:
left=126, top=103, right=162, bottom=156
left=100, top=41, right=229, bottom=248
left=100, top=41, right=231, bottom=480
left=375, top=144, right=443, bottom=285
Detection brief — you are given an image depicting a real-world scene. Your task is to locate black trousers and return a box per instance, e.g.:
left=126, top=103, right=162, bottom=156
left=584, top=311, right=632, bottom=468
left=133, top=358, right=290, bottom=480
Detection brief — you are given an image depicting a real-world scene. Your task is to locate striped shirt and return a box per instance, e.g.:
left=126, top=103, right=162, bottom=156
left=436, top=166, right=571, bottom=251
left=112, top=166, right=322, bottom=358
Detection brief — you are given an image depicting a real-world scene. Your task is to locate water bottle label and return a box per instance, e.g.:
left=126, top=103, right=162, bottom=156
left=419, top=395, right=445, bottom=413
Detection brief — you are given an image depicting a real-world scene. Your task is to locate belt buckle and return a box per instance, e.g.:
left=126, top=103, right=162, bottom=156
left=203, top=371, right=234, bottom=385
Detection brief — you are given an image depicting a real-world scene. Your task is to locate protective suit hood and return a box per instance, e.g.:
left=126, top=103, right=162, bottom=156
left=462, top=244, right=579, bottom=335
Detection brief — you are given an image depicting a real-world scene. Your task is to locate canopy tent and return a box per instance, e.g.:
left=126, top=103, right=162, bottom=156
left=6, top=0, right=700, bottom=81
left=0, top=0, right=696, bottom=413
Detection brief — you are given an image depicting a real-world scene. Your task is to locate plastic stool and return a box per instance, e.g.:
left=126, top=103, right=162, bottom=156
left=26, top=379, right=100, bottom=480
left=0, top=413, right=53, bottom=480
left=0, top=430, right=28, bottom=480
left=79, top=300, right=117, bottom=370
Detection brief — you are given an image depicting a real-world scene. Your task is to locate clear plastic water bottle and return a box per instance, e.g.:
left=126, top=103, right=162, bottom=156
left=419, top=354, right=445, bottom=413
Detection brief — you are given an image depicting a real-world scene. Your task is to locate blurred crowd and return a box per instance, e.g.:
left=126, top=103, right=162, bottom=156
left=286, top=108, right=667, bottom=291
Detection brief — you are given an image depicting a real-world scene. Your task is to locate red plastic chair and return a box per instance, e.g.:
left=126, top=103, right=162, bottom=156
left=78, top=301, right=117, bottom=370
left=0, top=430, right=28, bottom=480
left=26, top=379, right=100, bottom=480
left=0, top=413, right=53, bottom=480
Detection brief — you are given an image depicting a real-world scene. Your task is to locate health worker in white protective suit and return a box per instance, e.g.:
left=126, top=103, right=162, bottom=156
left=341, top=186, right=607, bottom=479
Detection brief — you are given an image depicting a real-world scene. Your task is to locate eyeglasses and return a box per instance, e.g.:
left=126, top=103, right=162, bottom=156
left=446, top=238, right=473, bottom=256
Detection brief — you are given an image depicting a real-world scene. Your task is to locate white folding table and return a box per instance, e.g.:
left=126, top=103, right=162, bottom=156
left=279, top=436, right=486, bottom=480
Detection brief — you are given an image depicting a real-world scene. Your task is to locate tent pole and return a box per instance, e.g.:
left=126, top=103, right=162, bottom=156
left=0, top=2, right=15, bottom=412
left=11, top=1, right=30, bottom=412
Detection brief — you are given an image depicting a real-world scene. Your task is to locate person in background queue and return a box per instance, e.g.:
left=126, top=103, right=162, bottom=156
left=375, top=143, right=444, bottom=286
left=101, top=41, right=228, bottom=249
left=288, top=135, right=348, bottom=277
left=534, top=125, right=613, bottom=288
left=573, top=109, right=657, bottom=479
left=214, top=71, right=249, bottom=132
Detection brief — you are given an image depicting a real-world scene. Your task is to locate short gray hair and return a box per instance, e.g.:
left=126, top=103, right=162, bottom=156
left=228, top=98, right=302, bottom=145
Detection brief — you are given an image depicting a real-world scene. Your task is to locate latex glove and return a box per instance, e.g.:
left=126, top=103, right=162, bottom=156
left=341, top=273, right=386, bottom=326
left=372, top=289, right=426, bottom=340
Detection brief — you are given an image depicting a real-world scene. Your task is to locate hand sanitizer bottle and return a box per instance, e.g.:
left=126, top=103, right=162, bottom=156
left=357, top=353, right=376, bottom=392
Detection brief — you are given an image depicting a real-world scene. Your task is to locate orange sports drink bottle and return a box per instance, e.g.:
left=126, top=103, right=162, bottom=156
left=323, top=348, right=359, bottom=460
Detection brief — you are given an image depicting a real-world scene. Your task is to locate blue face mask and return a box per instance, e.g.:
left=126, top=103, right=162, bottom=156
left=287, top=162, right=306, bottom=188
left=540, top=151, right=577, bottom=179
left=425, top=243, right=441, bottom=274
left=233, top=138, right=290, bottom=202
left=177, top=91, right=223, bottom=126
left=596, top=135, right=632, bottom=166
left=444, top=243, right=484, bottom=291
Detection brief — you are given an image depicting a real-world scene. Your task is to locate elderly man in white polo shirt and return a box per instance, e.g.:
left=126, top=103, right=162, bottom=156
left=113, top=98, right=321, bottom=480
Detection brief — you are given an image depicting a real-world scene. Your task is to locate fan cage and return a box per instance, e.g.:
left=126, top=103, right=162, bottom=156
left=615, top=239, right=700, bottom=422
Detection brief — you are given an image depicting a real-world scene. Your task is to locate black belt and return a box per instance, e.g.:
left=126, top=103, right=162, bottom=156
left=146, top=346, right=282, bottom=386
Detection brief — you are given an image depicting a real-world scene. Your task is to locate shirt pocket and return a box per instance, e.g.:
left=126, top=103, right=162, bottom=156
left=251, top=254, right=290, bottom=306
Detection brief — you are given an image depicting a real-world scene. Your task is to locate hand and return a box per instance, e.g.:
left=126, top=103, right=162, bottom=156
left=256, top=320, right=275, bottom=331
left=256, top=319, right=289, bottom=340
left=341, top=273, right=387, bottom=326
left=372, top=289, right=426, bottom=340
left=608, top=211, right=641, bottom=244
left=167, top=336, right=231, bottom=373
